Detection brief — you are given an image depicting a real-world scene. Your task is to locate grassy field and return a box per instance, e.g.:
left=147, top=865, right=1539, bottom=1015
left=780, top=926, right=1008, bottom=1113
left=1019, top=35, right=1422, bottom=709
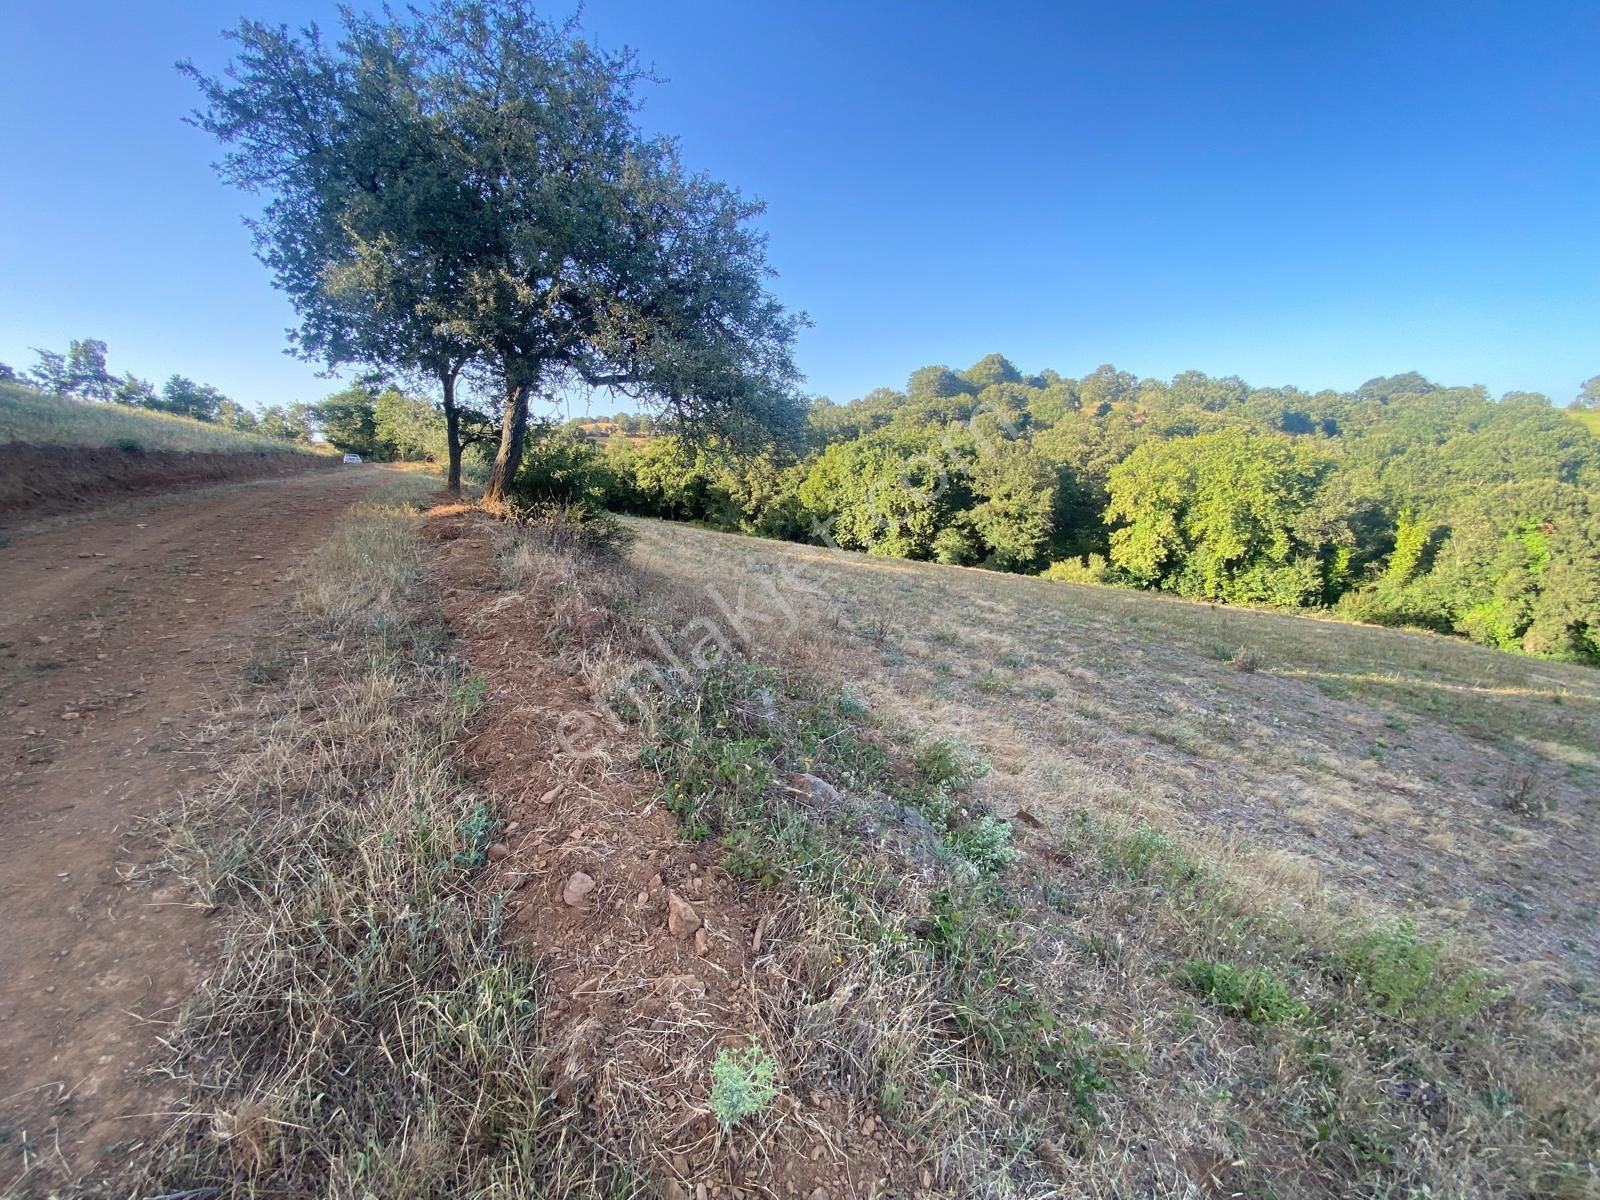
left=1573, top=408, right=1600, bottom=436
left=114, top=499, right=1599, bottom=1200
left=613, top=515, right=1600, bottom=1197
left=0, top=381, right=317, bottom=453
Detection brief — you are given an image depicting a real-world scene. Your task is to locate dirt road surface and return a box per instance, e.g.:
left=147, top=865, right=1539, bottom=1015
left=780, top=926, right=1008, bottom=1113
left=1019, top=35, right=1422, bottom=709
left=0, top=468, right=392, bottom=1192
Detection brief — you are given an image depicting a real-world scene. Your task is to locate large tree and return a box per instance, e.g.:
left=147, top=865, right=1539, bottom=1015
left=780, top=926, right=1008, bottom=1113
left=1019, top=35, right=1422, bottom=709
left=185, top=0, right=803, bottom=503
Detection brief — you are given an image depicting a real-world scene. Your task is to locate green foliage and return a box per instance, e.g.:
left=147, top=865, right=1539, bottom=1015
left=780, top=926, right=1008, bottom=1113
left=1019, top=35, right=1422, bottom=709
left=1181, top=958, right=1309, bottom=1024
left=312, top=385, right=382, bottom=458
left=709, top=1042, right=779, bottom=1132
left=1106, top=428, right=1339, bottom=605
left=1339, top=920, right=1502, bottom=1021
left=945, top=814, right=1017, bottom=872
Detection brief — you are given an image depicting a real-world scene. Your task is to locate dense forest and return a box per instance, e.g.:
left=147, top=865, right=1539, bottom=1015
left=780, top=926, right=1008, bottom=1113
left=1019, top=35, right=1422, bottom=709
left=519, top=357, right=1600, bottom=663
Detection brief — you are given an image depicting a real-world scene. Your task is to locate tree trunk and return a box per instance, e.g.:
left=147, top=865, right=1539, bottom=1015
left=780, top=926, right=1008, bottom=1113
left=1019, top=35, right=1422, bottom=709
left=483, top=381, right=531, bottom=506
left=441, top=368, right=463, bottom=493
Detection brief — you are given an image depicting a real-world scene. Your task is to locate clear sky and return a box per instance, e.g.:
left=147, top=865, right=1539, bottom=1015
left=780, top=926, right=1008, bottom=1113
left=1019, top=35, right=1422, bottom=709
left=2, top=1, right=1596, bottom=412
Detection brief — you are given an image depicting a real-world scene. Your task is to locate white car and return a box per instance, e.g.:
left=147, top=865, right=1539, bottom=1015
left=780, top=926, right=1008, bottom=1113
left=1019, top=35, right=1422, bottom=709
left=342, top=453, right=363, bottom=464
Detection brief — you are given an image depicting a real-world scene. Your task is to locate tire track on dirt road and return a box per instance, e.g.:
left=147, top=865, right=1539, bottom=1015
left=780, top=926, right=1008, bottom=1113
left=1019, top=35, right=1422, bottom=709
left=0, top=467, right=398, bottom=1193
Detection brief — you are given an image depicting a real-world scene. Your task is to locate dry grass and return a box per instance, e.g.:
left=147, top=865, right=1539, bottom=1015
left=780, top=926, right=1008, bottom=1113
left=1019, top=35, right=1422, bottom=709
left=133, top=478, right=622, bottom=1198
left=611, top=516, right=1600, bottom=1199
left=0, top=381, right=320, bottom=454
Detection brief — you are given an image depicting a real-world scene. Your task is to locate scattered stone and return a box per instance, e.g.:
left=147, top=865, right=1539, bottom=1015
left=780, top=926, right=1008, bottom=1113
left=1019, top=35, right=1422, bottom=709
left=35, top=635, right=55, bottom=645
left=666, top=890, right=701, bottom=937
left=788, top=773, right=845, bottom=816
left=505, top=820, right=521, bottom=833
left=920, top=1169, right=933, bottom=1189
left=636, top=890, right=649, bottom=905
left=503, top=870, right=533, bottom=890
left=695, top=1184, right=708, bottom=1200
left=539, top=782, right=565, bottom=805
left=861, top=1116, right=876, bottom=1136
left=562, top=871, right=596, bottom=906
left=673, top=1153, right=689, bottom=1176
left=808, top=1188, right=829, bottom=1200
left=486, top=842, right=511, bottom=862
left=693, top=927, right=710, bottom=957
left=61, top=712, right=80, bottom=720
left=661, top=1183, right=688, bottom=1200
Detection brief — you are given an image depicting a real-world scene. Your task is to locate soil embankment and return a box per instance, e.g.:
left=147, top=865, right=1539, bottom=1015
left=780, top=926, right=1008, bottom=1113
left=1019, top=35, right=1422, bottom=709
left=1, top=442, right=338, bottom=526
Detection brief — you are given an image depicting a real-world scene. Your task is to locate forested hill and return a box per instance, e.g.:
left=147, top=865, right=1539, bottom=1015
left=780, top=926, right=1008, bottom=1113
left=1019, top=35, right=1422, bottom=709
left=531, top=357, right=1600, bottom=663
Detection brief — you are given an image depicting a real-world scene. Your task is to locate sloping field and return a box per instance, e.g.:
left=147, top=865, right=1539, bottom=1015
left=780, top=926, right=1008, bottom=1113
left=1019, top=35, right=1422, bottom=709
left=0, top=382, right=307, bottom=454
left=628, top=518, right=1600, bottom=983
left=0, top=383, right=334, bottom=523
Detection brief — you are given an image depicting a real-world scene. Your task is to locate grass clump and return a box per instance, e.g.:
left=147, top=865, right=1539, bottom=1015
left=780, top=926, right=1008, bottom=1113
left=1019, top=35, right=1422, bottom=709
left=709, top=1041, right=779, bottom=1132
left=1182, top=958, right=1309, bottom=1024
left=1340, top=920, right=1503, bottom=1021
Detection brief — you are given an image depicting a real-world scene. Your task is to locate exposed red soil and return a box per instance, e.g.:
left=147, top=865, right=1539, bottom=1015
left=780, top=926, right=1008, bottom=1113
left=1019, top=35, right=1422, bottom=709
left=0, top=442, right=338, bottom=527
left=0, top=468, right=395, bottom=1195
left=421, top=506, right=922, bottom=1200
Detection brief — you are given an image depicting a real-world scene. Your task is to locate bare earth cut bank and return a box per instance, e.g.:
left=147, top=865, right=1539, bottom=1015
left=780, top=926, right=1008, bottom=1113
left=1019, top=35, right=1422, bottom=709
left=0, top=442, right=337, bottom=526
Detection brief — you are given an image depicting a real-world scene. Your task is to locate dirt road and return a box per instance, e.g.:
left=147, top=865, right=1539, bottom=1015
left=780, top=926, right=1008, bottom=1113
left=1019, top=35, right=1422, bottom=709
left=0, top=468, right=393, bottom=1192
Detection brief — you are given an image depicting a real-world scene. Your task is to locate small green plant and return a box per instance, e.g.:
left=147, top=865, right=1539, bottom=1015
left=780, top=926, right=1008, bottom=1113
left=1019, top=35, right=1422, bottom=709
left=946, top=814, right=1017, bottom=872
left=109, top=435, right=145, bottom=454
left=709, top=1041, right=779, bottom=1132
left=449, top=672, right=489, bottom=714
left=452, top=801, right=498, bottom=868
left=1339, top=920, right=1502, bottom=1021
left=1182, top=958, right=1308, bottom=1024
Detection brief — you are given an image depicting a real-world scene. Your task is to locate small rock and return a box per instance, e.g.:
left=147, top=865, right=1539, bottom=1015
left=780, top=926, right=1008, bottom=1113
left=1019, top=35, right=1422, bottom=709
left=696, top=1184, right=708, bottom=1200
left=636, top=890, right=649, bottom=905
left=35, top=635, right=55, bottom=645
left=486, top=842, right=511, bottom=862
left=808, top=1188, right=829, bottom=1200
left=61, top=712, right=81, bottom=720
left=505, top=820, right=521, bottom=833
left=539, top=782, right=565, bottom=805
left=503, top=870, right=533, bottom=889
left=861, top=1116, right=876, bottom=1136
left=562, top=871, right=596, bottom=906
left=661, top=1183, right=688, bottom=1200
left=673, top=1153, right=689, bottom=1176
left=666, top=890, right=701, bottom=937
left=693, top=927, right=710, bottom=956
left=920, top=1169, right=933, bottom=1189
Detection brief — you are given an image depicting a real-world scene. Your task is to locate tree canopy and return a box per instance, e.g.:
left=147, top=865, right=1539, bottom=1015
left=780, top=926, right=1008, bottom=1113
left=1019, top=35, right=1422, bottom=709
left=185, top=0, right=805, bottom=500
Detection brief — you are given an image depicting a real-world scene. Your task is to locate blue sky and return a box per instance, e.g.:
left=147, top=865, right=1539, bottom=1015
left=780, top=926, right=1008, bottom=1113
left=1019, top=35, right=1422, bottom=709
left=2, top=1, right=1596, bottom=412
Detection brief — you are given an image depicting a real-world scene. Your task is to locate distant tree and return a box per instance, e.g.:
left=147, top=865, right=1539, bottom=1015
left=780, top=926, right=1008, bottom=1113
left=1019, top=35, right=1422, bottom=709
left=1572, top=376, right=1600, bottom=411
left=28, top=349, right=69, bottom=395
left=1076, top=364, right=1137, bottom=413
left=113, top=374, right=160, bottom=408
left=257, top=403, right=314, bottom=443
left=0, top=363, right=15, bottom=383
left=373, top=388, right=445, bottom=461
left=961, top=353, right=1023, bottom=391
left=967, top=439, right=1055, bottom=570
left=65, top=338, right=114, bottom=402
left=312, top=386, right=380, bottom=457
left=216, top=397, right=259, bottom=431
left=906, top=365, right=977, bottom=402
left=159, top=375, right=225, bottom=422
left=1106, top=428, right=1339, bottom=606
